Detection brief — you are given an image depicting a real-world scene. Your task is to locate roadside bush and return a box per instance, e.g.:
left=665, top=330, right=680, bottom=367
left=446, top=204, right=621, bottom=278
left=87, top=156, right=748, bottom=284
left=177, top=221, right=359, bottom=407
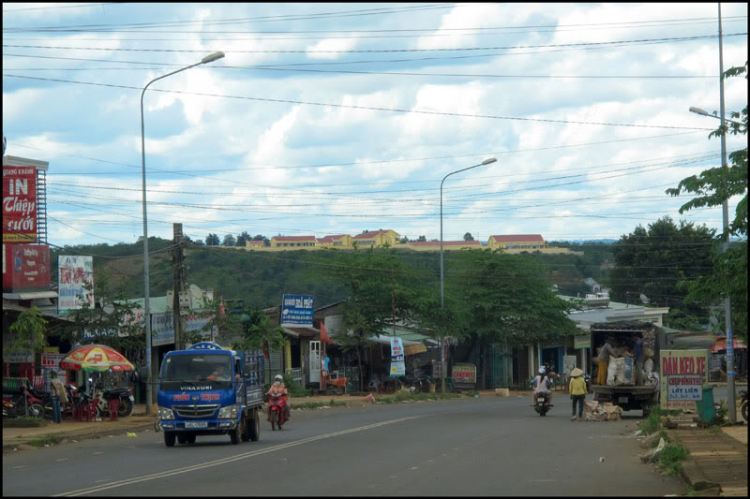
left=658, top=443, right=690, bottom=476
left=28, top=434, right=63, bottom=447
left=2, top=417, right=46, bottom=428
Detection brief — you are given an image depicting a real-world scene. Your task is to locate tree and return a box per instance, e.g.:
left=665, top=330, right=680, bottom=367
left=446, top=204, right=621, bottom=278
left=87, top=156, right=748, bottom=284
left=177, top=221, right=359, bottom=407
left=417, top=235, right=427, bottom=242
left=447, top=249, right=578, bottom=347
left=609, top=217, right=715, bottom=330
left=236, top=231, right=251, bottom=247
left=400, top=236, right=409, bottom=244
left=665, top=61, right=748, bottom=338
left=8, top=307, right=48, bottom=355
left=464, top=232, right=474, bottom=241
left=205, top=233, right=220, bottom=246
left=232, top=307, right=285, bottom=356
left=61, top=268, right=145, bottom=354
left=308, top=247, right=435, bottom=391
left=222, top=234, right=236, bottom=247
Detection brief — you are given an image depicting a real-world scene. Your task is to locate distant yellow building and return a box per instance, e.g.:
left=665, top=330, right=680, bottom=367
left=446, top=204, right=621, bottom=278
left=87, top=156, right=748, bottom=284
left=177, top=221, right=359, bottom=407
left=488, top=234, right=581, bottom=255
left=316, top=234, right=353, bottom=248
left=407, top=240, right=482, bottom=251
left=244, top=239, right=265, bottom=249
left=271, top=235, right=317, bottom=248
left=352, top=229, right=400, bottom=248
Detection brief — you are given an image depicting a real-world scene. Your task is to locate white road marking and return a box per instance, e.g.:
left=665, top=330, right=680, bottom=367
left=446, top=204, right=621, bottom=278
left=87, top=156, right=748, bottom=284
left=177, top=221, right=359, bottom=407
left=12, top=466, right=26, bottom=469
left=54, top=415, right=423, bottom=497
left=92, top=452, right=104, bottom=455
left=56, top=458, right=69, bottom=462
left=410, top=466, right=419, bottom=470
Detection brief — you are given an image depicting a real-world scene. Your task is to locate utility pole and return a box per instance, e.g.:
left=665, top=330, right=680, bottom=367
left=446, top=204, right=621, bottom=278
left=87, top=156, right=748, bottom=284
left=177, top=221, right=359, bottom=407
left=717, top=3, right=736, bottom=424
left=172, top=223, right=186, bottom=350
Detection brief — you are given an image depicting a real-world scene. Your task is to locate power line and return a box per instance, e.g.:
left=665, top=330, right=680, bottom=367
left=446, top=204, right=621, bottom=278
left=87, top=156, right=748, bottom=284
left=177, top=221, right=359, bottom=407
left=6, top=33, right=745, bottom=54
left=2, top=3, right=120, bottom=13
left=3, top=16, right=746, bottom=40
left=6, top=13, right=744, bottom=34
left=1, top=74, right=714, bottom=131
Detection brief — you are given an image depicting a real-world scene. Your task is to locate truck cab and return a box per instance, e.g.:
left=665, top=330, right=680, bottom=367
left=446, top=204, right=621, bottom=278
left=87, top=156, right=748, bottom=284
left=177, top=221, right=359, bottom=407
left=157, top=342, right=264, bottom=447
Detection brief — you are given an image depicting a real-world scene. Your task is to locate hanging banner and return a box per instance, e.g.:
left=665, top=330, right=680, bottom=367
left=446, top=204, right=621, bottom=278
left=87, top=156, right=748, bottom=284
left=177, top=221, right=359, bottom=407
left=660, top=349, right=708, bottom=411
left=3, top=243, right=50, bottom=292
left=389, top=337, right=405, bottom=377
left=3, top=165, right=37, bottom=242
left=58, top=255, right=94, bottom=314
left=152, top=312, right=175, bottom=347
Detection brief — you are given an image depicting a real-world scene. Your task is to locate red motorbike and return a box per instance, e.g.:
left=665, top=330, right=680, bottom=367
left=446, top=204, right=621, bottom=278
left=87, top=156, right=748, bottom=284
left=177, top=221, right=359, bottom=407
left=268, top=392, right=287, bottom=431
left=2, top=382, right=44, bottom=419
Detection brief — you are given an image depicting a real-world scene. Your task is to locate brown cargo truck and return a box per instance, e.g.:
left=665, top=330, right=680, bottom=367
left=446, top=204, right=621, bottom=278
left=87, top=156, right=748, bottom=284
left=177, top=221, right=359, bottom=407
left=589, top=320, right=667, bottom=417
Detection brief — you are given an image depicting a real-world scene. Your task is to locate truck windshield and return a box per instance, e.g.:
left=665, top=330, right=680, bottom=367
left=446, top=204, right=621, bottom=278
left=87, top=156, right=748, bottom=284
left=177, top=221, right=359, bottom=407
left=161, top=354, right=232, bottom=383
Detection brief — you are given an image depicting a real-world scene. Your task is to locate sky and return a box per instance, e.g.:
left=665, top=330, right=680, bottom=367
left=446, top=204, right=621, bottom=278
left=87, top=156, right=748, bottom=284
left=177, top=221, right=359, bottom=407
left=2, top=2, right=748, bottom=247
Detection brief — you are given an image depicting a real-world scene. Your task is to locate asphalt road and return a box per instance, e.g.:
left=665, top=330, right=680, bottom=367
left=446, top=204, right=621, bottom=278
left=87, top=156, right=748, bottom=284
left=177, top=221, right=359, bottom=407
left=3, top=396, right=685, bottom=496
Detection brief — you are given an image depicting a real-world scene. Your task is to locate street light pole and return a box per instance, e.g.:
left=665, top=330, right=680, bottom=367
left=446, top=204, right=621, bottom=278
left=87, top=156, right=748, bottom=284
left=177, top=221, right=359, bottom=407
left=141, top=52, right=224, bottom=415
left=688, top=4, right=736, bottom=423
left=439, top=157, right=496, bottom=393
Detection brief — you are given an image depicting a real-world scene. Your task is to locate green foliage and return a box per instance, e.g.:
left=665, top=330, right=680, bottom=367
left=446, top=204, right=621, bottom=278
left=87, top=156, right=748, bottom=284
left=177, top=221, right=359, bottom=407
left=28, top=434, right=63, bottom=447
left=374, top=391, right=460, bottom=404
left=463, top=232, right=474, bottom=241
left=2, top=417, right=47, bottom=428
left=222, top=234, right=236, bottom=247
left=638, top=406, right=663, bottom=436
left=205, top=233, right=220, bottom=246
left=232, top=306, right=285, bottom=352
left=665, top=61, right=748, bottom=339
left=8, top=306, right=48, bottom=354
left=658, top=443, right=690, bottom=476
left=610, top=216, right=715, bottom=329
left=59, top=268, right=144, bottom=351
left=282, top=374, right=311, bottom=397
left=446, top=250, right=578, bottom=345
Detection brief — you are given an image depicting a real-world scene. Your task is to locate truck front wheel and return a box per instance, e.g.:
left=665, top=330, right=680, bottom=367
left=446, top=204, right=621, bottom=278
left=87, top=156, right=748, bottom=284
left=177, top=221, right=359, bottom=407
left=164, top=432, right=176, bottom=447
left=230, top=417, right=243, bottom=445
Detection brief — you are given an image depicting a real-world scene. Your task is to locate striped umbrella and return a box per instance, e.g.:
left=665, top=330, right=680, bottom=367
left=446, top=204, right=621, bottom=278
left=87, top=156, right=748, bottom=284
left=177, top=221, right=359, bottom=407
left=60, top=344, right=134, bottom=372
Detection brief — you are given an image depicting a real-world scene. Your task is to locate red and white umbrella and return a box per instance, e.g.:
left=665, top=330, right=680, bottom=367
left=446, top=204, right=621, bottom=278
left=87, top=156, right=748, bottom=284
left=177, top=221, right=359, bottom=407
left=60, top=344, right=134, bottom=372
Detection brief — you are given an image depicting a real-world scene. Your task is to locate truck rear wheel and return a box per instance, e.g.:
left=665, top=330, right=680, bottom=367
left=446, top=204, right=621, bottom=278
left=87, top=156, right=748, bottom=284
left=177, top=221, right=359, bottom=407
left=164, top=432, right=176, bottom=447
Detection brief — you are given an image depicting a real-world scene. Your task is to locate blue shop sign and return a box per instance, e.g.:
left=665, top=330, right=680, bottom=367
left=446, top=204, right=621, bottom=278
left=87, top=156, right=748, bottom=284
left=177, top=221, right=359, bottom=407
left=280, top=294, right=314, bottom=326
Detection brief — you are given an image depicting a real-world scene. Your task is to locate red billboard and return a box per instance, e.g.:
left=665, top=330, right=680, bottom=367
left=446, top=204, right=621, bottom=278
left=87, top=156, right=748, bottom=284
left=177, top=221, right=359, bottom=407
left=3, top=166, right=37, bottom=243
left=3, top=243, right=51, bottom=292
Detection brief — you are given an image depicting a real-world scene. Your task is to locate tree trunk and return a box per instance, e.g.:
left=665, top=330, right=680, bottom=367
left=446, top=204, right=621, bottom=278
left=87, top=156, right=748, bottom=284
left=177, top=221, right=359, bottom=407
left=356, top=344, right=363, bottom=392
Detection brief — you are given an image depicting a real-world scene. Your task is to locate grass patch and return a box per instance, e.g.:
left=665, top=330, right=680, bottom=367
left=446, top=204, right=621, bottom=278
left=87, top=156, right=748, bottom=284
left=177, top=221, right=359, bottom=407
left=375, top=391, right=461, bottom=404
left=638, top=406, right=683, bottom=436
left=27, top=434, right=63, bottom=447
left=2, top=417, right=47, bottom=428
left=658, top=443, right=690, bottom=476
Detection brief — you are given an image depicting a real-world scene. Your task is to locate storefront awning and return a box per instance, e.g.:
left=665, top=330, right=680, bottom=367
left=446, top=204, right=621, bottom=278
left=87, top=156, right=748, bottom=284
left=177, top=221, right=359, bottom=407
left=282, top=326, right=319, bottom=338
left=4, top=291, right=58, bottom=300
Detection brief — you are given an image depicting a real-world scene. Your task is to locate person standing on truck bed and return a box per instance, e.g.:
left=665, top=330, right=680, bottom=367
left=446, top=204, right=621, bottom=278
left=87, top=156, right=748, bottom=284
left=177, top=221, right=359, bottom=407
left=597, top=337, right=618, bottom=385
left=633, top=336, right=644, bottom=386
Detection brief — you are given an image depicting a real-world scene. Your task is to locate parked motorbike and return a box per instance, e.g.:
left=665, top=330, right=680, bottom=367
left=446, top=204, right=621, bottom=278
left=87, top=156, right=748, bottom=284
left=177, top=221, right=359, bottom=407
left=534, top=393, right=551, bottom=417
left=403, top=375, right=432, bottom=394
left=268, top=392, right=287, bottom=430
left=2, top=383, right=44, bottom=418
left=740, top=390, right=748, bottom=423
left=95, top=387, right=134, bottom=418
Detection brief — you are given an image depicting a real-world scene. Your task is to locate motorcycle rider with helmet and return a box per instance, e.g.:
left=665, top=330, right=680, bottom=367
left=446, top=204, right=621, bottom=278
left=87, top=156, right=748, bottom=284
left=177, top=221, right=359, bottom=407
left=266, top=374, right=290, bottom=422
left=532, top=367, right=553, bottom=407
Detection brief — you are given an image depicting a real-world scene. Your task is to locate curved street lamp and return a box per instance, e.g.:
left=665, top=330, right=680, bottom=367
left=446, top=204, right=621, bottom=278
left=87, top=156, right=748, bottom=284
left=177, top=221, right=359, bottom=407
left=141, top=52, right=225, bottom=414
left=439, top=157, right=497, bottom=393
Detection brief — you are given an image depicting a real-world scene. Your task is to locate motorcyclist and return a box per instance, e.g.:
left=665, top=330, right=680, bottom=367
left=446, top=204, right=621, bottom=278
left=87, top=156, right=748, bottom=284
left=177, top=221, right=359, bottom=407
left=266, top=374, right=290, bottom=422
left=532, top=367, right=553, bottom=406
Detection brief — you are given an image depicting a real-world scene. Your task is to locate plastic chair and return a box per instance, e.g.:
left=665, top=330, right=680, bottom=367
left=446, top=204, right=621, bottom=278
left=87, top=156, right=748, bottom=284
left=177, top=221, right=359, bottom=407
left=107, top=399, right=120, bottom=421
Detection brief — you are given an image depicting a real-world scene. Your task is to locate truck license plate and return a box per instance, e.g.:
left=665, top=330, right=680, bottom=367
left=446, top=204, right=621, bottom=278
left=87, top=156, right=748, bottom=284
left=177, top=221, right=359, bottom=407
left=618, top=397, right=628, bottom=403
left=185, top=422, right=208, bottom=428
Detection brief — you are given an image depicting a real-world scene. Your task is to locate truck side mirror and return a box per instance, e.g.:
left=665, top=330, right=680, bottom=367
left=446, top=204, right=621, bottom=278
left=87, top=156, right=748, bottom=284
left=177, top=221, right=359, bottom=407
left=138, top=366, right=150, bottom=381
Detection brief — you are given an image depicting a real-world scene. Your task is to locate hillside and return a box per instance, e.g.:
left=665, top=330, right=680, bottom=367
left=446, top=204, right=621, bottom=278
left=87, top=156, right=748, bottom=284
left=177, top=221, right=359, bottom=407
left=51, top=239, right=614, bottom=308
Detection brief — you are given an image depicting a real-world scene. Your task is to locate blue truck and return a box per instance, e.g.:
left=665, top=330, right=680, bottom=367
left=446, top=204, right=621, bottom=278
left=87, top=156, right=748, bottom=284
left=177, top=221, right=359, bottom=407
left=157, top=342, right=264, bottom=447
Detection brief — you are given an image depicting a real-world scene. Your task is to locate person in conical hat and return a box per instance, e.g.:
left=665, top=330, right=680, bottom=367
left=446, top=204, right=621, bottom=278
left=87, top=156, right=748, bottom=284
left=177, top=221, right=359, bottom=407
left=569, top=368, right=586, bottom=421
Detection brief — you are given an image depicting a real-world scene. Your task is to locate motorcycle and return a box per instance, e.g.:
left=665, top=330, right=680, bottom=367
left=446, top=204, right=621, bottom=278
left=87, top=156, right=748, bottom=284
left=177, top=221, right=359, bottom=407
left=534, top=393, right=551, bottom=417
left=741, top=390, right=748, bottom=423
left=268, top=392, right=287, bottom=431
left=94, top=387, right=134, bottom=418
left=2, top=382, right=44, bottom=418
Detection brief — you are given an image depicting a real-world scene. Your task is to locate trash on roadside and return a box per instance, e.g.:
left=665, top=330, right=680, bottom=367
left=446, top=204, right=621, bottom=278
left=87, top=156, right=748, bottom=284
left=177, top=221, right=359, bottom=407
left=362, top=393, right=376, bottom=404
left=127, top=432, right=137, bottom=438
left=635, top=430, right=643, bottom=436
left=599, top=457, right=606, bottom=463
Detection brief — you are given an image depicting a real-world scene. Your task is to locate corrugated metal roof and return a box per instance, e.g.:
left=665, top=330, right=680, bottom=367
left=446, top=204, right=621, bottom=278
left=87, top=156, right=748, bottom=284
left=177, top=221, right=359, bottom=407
left=490, top=234, right=544, bottom=243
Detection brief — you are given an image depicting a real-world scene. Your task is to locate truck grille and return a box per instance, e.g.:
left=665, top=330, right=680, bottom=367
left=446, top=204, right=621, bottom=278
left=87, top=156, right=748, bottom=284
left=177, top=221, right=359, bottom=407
left=174, top=404, right=220, bottom=419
